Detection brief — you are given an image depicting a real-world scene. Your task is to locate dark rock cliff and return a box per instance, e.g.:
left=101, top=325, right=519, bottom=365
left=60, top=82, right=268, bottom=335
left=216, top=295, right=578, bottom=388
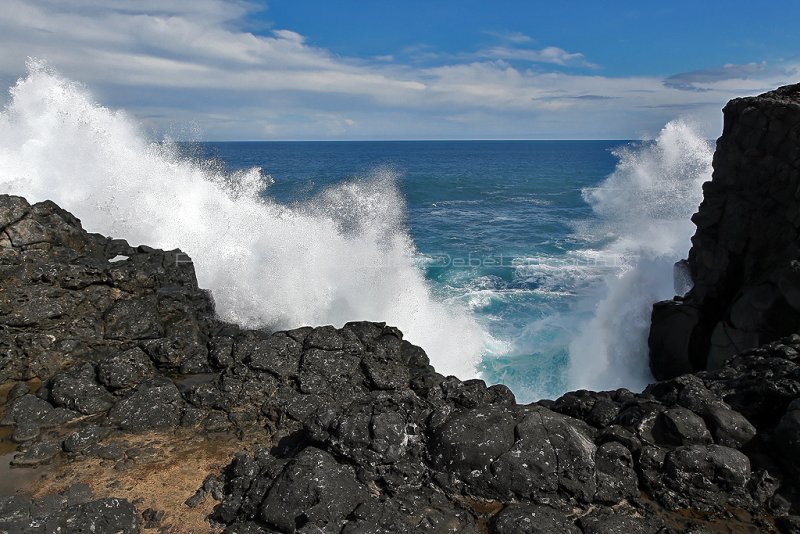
left=650, top=83, right=800, bottom=379
left=0, top=194, right=798, bottom=532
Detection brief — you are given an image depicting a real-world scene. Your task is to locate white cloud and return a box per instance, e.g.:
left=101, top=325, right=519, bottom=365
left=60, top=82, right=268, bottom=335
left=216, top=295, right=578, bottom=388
left=477, top=45, right=599, bottom=68
left=663, top=62, right=798, bottom=92
left=482, top=30, right=534, bottom=44
left=0, top=0, right=796, bottom=140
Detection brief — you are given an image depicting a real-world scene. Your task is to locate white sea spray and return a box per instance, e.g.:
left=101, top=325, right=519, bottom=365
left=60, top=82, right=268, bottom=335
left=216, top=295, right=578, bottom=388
left=0, top=61, right=485, bottom=378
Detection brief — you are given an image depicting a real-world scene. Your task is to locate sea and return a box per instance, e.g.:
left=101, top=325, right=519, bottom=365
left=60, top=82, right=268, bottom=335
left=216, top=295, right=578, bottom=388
left=0, top=65, right=715, bottom=402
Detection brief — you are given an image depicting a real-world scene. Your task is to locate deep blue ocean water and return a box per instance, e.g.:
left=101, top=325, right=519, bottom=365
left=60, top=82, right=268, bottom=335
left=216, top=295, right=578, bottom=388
left=187, top=141, right=627, bottom=399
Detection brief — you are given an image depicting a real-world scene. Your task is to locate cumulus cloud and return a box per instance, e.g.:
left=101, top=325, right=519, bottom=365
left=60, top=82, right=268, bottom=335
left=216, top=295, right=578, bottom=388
left=0, top=0, right=796, bottom=139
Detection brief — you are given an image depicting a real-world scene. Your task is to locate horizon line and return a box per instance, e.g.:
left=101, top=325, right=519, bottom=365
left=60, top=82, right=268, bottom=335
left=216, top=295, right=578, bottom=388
left=185, top=138, right=640, bottom=143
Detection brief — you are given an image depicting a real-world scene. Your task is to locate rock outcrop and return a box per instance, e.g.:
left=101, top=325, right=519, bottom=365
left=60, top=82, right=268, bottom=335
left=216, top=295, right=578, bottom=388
left=0, top=193, right=798, bottom=532
left=650, top=83, right=800, bottom=379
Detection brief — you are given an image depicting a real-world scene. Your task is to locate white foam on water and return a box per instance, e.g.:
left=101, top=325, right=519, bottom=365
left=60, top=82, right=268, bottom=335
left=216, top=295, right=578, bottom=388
left=0, top=61, right=485, bottom=378
left=566, top=120, right=713, bottom=392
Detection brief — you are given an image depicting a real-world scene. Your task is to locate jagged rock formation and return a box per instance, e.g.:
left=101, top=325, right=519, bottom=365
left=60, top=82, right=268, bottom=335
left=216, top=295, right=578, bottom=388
left=650, top=83, right=800, bottom=379
left=0, top=188, right=798, bottom=531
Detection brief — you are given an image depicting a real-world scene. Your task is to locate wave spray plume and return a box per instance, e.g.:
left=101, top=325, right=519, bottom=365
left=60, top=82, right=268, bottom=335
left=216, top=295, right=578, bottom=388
left=0, top=61, right=485, bottom=378
left=567, top=121, right=713, bottom=392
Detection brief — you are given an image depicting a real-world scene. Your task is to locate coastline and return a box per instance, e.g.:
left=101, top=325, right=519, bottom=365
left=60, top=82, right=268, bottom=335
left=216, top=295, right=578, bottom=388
left=0, top=85, right=799, bottom=532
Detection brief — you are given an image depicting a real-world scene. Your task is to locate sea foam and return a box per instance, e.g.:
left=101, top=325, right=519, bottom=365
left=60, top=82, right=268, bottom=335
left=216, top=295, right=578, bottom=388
left=566, top=121, right=713, bottom=392
left=0, top=61, right=485, bottom=378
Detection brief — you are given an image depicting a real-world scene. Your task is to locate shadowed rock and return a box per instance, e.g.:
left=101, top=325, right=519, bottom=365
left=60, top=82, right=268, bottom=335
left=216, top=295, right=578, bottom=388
left=650, top=83, right=800, bottom=378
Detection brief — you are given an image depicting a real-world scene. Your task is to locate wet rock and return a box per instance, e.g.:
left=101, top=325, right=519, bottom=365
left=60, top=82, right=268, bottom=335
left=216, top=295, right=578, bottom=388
left=97, top=347, right=155, bottom=390
left=203, top=474, right=226, bottom=501
left=213, top=451, right=274, bottom=525
left=307, top=391, right=424, bottom=468
left=259, top=447, right=370, bottom=532
left=490, top=407, right=596, bottom=501
left=240, top=333, right=302, bottom=378
left=1, top=393, right=54, bottom=425
left=596, top=424, right=641, bottom=455
left=49, top=363, right=114, bottom=415
left=0, top=495, right=32, bottom=533
left=578, top=511, right=663, bottom=534
left=490, top=503, right=580, bottom=534
left=106, top=377, right=183, bottom=430
left=185, top=489, right=207, bottom=508
left=143, top=328, right=207, bottom=370
left=430, top=405, right=516, bottom=478
left=438, top=377, right=512, bottom=409
left=653, top=407, right=713, bottom=446
left=749, top=469, right=781, bottom=506
left=552, top=390, right=599, bottom=420
left=776, top=515, right=800, bottom=534
left=585, top=397, right=620, bottom=428
left=59, top=483, right=94, bottom=506
left=104, top=297, right=164, bottom=340
left=7, top=382, right=31, bottom=402
left=91, top=441, right=127, bottom=460
left=142, top=507, right=165, bottom=529
left=660, top=444, right=752, bottom=510
left=304, top=326, right=344, bottom=351
left=209, top=336, right=235, bottom=368
left=703, top=404, right=757, bottom=448
left=11, top=420, right=40, bottom=443
left=223, top=522, right=275, bottom=534
left=361, top=356, right=411, bottom=390
left=12, top=439, right=61, bottom=466
left=51, top=497, right=139, bottom=533
left=648, top=300, right=699, bottom=380
left=298, top=347, right=364, bottom=396
left=772, top=398, right=800, bottom=475
left=0, top=195, right=29, bottom=229
left=5, top=129, right=800, bottom=534
left=594, top=441, right=638, bottom=504
left=63, top=424, right=110, bottom=453
left=30, top=493, right=68, bottom=519
left=342, top=492, right=479, bottom=533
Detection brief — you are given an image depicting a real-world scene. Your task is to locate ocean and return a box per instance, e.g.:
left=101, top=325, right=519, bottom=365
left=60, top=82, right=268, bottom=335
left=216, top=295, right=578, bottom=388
left=0, top=66, right=715, bottom=402
left=187, top=140, right=628, bottom=399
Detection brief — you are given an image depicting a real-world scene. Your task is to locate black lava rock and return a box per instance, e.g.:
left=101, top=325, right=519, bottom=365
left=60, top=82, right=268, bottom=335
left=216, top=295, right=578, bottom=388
left=4, top=100, right=800, bottom=534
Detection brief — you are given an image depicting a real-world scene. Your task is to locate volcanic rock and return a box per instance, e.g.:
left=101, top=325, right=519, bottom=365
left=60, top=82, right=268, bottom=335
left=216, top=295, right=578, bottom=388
left=650, top=83, right=800, bottom=378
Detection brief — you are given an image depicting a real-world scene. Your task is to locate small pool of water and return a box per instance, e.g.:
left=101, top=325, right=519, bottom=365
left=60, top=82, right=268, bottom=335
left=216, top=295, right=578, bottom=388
left=0, top=380, right=52, bottom=497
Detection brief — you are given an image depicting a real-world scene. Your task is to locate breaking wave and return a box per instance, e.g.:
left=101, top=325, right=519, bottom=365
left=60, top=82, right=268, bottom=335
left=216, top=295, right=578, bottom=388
left=0, top=61, right=485, bottom=378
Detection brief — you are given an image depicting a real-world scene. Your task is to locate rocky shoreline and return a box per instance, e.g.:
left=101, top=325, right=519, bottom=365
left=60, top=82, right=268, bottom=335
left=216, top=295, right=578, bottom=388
left=1, top=85, right=800, bottom=533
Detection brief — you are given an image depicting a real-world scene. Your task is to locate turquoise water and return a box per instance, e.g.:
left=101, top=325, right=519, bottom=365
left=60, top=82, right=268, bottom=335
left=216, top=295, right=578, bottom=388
left=189, top=141, right=625, bottom=398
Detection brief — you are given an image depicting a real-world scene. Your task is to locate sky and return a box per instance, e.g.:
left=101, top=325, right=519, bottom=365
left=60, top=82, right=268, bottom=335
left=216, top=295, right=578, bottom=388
left=0, top=0, right=798, bottom=140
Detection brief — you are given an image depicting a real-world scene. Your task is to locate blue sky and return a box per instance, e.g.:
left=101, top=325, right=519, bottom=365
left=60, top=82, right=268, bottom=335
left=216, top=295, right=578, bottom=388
left=0, top=0, right=798, bottom=140
left=261, top=1, right=797, bottom=76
